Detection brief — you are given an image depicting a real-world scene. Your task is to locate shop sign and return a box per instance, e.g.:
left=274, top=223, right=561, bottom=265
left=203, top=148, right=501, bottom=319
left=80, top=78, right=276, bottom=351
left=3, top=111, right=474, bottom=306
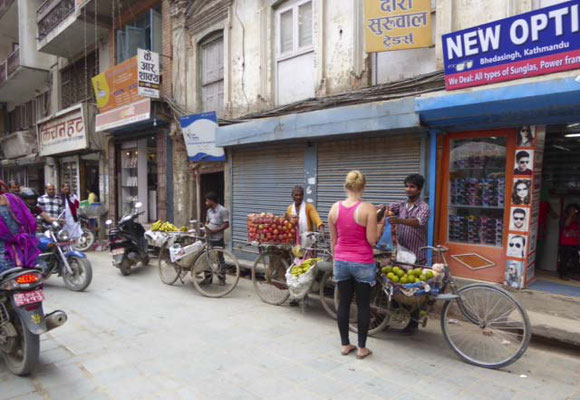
left=364, top=0, right=432, bottom=52
left=137, top=49, right=160, bottom=99
left=95, top=98, right=151, bottom=132
left=92, top=57, right=140, bottom=113
left=180, top=112, right=226, bottom=162
left=443, top=0, right=580, bottom=91
left=37, top=104, right=88, bottom=157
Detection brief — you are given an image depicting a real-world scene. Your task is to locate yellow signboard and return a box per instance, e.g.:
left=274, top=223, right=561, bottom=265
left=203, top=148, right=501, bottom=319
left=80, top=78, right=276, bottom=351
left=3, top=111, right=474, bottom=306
left=364, top=0, right=433, bottom=52
left=92, top=57, right=140, bottom=113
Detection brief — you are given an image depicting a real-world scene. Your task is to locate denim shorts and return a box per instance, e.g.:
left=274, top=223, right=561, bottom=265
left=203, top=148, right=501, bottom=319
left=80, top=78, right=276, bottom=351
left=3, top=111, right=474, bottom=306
left=334, top=260, right=377, bottom=286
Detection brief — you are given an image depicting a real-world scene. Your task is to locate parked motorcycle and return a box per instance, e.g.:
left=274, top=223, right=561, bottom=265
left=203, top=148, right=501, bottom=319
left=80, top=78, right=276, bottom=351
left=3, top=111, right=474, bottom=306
left=106, top=202, right=149, bottom=276
left=38, top=218, right=93, bottom=292
left=0, top=267, right=67, bottom=375
left=72, top=214, right=96, bottom=252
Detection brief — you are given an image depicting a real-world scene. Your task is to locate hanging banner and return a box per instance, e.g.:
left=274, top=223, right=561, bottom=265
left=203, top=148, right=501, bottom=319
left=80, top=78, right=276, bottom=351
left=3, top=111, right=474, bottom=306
left=137, top=49, right=160, bottom=99
left=443, top=0, right=580, bottom=91
left=180, top=112, right=226, bottom=162
left=364, top=0, right=433, bottom=52
left=92, top=57, right=139, bottom=112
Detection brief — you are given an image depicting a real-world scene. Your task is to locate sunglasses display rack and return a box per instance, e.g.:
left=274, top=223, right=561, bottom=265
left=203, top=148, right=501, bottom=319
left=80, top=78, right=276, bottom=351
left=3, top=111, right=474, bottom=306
left=449, top=214, right=504, bottom=246
left=450, top=178, right=505, bottom=207
left=451, top=155, right=505, bottom=171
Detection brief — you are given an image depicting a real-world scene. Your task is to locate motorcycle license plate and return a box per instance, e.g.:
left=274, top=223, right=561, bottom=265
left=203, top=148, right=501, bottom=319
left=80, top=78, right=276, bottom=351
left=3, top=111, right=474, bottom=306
left=13, top=289, right=44, bottom=307
left=112, top=248, right=125, bottom=256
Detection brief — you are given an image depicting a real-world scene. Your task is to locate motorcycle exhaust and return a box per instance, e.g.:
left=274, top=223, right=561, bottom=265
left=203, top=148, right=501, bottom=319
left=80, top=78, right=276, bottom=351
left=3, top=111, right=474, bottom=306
left=45, top=310, right=67, bottom=331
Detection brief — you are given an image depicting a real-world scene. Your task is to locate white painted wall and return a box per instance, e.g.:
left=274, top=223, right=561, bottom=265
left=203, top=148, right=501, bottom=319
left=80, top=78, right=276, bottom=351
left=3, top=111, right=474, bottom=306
left=18, top=0, right=56, bottom=70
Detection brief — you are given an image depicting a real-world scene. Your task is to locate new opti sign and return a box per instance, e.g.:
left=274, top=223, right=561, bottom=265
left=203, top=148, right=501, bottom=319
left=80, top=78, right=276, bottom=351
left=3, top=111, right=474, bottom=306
left=442, top=0, right=580, bottom=91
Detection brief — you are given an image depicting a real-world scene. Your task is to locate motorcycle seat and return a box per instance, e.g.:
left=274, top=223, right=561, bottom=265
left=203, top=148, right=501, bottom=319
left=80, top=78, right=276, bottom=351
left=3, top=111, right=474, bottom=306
left=0, top=267, right=23, bottom=281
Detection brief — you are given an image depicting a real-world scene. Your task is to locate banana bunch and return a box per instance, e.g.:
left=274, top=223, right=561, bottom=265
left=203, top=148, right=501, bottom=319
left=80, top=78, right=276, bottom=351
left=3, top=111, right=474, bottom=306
left=151, top=220, right=180, bottom=232
left=180, top=226, right=189, bottom=232
left=291, top=258, right=322, bottom=277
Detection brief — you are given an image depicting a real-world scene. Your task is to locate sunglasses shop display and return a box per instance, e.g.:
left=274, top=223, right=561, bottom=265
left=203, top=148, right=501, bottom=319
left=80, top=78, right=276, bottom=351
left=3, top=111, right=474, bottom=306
left=450, top=178, right=505, bottom=207
left=449, top=214, right=504, bottom=246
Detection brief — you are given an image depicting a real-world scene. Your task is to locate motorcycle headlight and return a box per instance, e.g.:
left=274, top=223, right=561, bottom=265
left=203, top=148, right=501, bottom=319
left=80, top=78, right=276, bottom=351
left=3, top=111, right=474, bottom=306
left=57, top=230, right=70, bottom=242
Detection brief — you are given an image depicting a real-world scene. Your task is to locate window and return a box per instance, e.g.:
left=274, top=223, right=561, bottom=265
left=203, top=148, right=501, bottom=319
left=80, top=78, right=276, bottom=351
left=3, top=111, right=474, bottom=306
left=61, top=51, right=98, bottom=109
left=275, top=0, right=314, bottom=105
left=6, top=93, right=48, bottom=135
left=117, top=7, right=162, bottom=63
left=200, top=33, right=224, bottom=115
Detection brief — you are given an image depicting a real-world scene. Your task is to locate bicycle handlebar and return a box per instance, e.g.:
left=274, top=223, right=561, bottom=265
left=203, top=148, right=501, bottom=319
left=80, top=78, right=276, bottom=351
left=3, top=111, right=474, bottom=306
left=419, top=245, right=449, bottom=253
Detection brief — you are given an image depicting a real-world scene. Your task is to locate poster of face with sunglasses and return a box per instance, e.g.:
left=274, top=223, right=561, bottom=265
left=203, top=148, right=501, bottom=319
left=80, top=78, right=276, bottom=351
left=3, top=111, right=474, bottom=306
left=512, top=179, right=531, bottom=205
left=514, top=149, right=534, bottom=176
left=517, top=126, right=535, bottom=147
left=509, top=207, right=529, bottom=232
left=507, top=234, right=527, bottom=259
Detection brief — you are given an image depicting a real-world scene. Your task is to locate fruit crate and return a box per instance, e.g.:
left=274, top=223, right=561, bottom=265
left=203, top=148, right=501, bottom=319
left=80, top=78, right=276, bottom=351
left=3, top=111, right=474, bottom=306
left=247, top=213, right=298, bottom=245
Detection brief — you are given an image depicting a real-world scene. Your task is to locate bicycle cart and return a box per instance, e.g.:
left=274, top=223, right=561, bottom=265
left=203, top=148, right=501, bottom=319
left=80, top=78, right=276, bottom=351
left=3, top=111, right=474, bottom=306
left=334, top=246, right=531, bottom=369
left=157, top=231, right=241, bottom=298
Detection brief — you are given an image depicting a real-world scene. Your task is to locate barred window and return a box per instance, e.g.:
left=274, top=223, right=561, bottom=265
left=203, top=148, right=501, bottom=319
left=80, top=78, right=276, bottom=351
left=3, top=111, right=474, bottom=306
left=61, top=51, right=99, bottom=110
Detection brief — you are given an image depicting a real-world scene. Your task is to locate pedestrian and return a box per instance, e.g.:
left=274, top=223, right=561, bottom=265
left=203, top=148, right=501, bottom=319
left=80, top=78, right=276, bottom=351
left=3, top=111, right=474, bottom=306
left=37, top=184, right=64, bottom=220
left=558, top=204, right=580, bottom=281
left=204, top=191, right=230, bottom=285
left=8, top=180, right=20, bottom=195
left=0, top=180, right=40, bottom=275
left=20, top=187, right=57, bottom=224
left=87, top=187, right=99, bottom=204
left=328, top=170, right=384, bottom=359
left=60, top=183, right=82, bottom=240
left=286, top=185, right=324, bottom=243
left=388, top=173, right=430, bottom=335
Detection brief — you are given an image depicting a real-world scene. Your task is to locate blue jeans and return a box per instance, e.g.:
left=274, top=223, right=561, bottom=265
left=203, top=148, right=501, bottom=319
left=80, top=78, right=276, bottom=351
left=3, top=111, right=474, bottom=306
left=334, top=260, right=377, bottom=286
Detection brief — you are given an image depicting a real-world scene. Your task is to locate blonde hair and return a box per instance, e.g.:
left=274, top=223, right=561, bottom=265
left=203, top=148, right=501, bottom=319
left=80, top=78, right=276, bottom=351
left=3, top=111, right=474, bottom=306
left=344, top=170, right=366, bottom=192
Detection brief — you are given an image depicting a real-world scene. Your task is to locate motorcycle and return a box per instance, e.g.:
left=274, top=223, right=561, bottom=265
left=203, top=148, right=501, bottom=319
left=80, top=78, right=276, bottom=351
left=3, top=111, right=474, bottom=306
left=0, top=267, right=67, bottom=375
left=38, top=217, right=93, bottom=292
left=106, top=202, right=149, bottom=276
left=72, top=214, right=96, bottom=252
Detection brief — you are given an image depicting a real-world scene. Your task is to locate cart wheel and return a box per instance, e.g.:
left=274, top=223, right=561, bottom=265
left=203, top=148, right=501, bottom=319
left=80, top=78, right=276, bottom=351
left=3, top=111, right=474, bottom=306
left=334, top=279, right=390, bottom=335
left=441, top=284, right=531, bottom=369
left=319, top=271, right=337, bottom=319
left=192, top=247, right=240, bottom=298
left=158, top=243, right=182, bottom=285
left=251, top=253, right=290, bottom=305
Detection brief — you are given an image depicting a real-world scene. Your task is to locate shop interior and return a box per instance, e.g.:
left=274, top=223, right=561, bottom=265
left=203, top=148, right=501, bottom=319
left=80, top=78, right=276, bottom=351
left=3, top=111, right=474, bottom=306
left=200, top=171, right=224, bottom=223
left=534, top=123, right=580, bottom=293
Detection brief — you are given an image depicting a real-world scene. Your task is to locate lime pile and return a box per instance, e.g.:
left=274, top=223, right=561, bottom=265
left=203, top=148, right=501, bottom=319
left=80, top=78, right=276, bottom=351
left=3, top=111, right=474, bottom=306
left=381, top=266, right=435, bottom=285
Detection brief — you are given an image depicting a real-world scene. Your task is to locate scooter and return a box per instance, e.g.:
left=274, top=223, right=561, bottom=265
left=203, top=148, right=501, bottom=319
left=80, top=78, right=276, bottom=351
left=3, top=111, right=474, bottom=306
left=38, top=217, right=93, bottom=292
left=106, top=202, right=149, bottom=276
left=0, top=267, right=67, bottom=375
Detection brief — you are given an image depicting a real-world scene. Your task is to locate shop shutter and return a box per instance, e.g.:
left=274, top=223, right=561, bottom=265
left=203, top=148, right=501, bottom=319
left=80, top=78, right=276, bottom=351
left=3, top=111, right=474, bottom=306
left=317, top=134, right=423, bottom=221
left=231, top=144, right=306, bottom=252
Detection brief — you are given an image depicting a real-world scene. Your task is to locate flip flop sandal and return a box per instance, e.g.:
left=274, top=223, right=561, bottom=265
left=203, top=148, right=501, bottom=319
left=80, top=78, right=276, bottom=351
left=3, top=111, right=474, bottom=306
left=341, top=346, right=357, bottom=356
left=357, top=350, right=373, bottom=360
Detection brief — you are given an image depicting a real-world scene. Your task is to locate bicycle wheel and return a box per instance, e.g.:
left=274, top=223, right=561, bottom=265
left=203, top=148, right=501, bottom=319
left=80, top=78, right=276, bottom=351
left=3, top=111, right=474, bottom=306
left=441, top=284, right=531, bottom=369
left=192, top=247, right=240, bottom=298
left=158, top=243, right=182, bottom=285
left=333, top=279, right=391, bottom=335
left=251, top=252, right=290, bottom=305
left=319, top=271, right=337, bottom=319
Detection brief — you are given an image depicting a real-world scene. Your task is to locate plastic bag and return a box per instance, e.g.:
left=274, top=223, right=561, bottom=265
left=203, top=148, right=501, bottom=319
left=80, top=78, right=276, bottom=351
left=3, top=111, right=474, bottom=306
left=169, top=241, right=204, bottom=263
left=395, top=244, right=416, bottom=264
left=285, top=261, right=319, bottom=300
left=377, top=219, right=394, bottom=251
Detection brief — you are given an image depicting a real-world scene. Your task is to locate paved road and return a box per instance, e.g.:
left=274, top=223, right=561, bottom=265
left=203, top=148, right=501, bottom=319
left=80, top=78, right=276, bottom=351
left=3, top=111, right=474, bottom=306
left=1, top=252, right=579, bottom=400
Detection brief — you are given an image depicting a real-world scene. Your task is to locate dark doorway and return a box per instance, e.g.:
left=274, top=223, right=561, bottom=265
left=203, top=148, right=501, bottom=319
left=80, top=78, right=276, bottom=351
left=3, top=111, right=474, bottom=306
left=200, top=171, right=224, bottom=223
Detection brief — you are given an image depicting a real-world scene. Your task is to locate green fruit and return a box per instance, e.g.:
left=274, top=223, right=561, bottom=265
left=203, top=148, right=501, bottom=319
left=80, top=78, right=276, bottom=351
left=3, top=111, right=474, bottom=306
left=381, top=266, right=390, bottom=274
left=426, top=271, right=434, bottom=279
left=391, top=275, right=400, bottom=283
left=407, top=277, right=415, bottom=284
left=401, top=277, right=409, bottom=284
left=396, top=269, right=405, bottom=278
left=413, top=268, right=423, bottom=276
left=393, top=266, right=401, bottom=274
left=387, top=272, right=395, bottom=280
left=384, top=266, right=393, bottom=274
left=419, top=274, right=428, bottom=281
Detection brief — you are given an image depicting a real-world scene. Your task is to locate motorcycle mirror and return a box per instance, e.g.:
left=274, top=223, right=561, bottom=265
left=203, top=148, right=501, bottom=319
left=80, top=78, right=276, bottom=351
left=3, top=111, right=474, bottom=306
left=51, top=221, right=60, bottom=229
left=105, top=219, right=113, bottom=226
left=135, top=202, right=143, bottom=209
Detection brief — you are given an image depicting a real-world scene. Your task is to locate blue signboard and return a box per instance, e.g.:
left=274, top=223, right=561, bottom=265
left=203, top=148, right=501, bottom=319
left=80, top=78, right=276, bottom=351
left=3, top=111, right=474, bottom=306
left=180, top=112, right=226, bottom=162
left=442, top=0, right=580, bottom=90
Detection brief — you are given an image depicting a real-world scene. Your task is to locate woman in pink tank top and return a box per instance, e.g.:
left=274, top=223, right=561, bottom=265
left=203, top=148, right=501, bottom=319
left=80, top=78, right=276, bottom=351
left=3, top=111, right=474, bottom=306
left=328, top=171, right=385, bottom=359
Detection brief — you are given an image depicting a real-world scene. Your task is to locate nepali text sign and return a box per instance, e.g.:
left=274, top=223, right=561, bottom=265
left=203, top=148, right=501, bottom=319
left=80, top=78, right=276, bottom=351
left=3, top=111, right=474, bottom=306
left=95, top=98, right=151, bottom=132
left=92, top=57, right=139, bottom=112
left=37, top=104, right=88, bottom=156
left=365, top=0, right=432, bottom=52
left=180, top=112, right=226, bottom=162
left=443, top=0, right=580, bottom=91
left=138, top=49, right=160, bottom=98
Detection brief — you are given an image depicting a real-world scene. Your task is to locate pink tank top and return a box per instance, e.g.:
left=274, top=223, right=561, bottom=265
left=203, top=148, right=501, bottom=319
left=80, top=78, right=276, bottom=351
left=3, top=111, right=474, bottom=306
left=334, top=201, right=375, bottom=264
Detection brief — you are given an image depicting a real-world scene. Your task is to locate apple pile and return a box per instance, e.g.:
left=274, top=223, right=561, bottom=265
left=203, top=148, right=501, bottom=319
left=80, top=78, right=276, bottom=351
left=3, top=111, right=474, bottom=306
left=248, top=213, right=297, bottom=244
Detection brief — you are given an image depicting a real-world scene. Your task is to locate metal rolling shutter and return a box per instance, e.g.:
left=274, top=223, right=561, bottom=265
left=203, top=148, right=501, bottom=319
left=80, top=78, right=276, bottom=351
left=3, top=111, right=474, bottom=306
left=231, top=144, right=306, bottom=252
left=317, top=134, right=423, bottom=221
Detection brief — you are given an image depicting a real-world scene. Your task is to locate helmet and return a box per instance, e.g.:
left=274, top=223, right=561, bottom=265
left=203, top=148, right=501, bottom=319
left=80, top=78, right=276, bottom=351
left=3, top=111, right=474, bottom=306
left=20, top=187, right=39, bottom=201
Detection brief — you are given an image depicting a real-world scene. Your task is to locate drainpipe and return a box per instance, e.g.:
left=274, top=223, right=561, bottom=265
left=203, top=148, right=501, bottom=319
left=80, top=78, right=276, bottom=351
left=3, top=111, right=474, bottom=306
left=428, top=129, right=438, bottom=263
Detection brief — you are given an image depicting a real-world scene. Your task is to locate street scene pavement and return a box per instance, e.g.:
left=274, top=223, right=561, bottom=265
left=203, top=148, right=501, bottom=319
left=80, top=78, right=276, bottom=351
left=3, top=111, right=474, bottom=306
left=1, top=252, right=579, bottom=400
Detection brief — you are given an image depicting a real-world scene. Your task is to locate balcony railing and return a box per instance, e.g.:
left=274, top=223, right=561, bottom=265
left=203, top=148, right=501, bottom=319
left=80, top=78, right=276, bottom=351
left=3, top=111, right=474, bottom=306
left=6, top=47, right=19, bottom=76
left=37, top=0, right=75, bottom=40
left=0, top=61, right=6, bottom=87
left=0, top=0, right=15, bottom=20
